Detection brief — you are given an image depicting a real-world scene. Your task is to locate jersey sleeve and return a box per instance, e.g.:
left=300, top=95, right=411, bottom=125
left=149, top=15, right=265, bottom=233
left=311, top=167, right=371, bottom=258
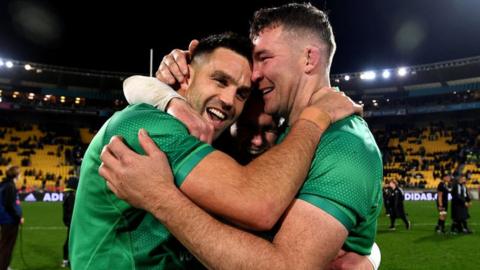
left=105, top=103, right=214, bottom=187
left=297, top=120, right=383, bottom=254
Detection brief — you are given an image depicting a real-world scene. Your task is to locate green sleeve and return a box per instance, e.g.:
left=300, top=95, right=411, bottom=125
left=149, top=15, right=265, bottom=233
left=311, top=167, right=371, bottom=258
left=105, top=103, right=215, bottom=187
left=298, top=117, right=383, bottom=254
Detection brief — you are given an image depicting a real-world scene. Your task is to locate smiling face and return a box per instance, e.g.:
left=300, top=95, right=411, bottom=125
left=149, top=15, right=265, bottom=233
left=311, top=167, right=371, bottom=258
left=185, top=47, right=252, bottom=139
left=251, top=26, right=304, bottom=118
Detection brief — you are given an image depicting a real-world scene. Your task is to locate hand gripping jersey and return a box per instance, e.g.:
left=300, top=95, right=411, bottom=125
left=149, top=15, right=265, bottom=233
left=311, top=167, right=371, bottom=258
left=70, top=103, right=214, bottom=270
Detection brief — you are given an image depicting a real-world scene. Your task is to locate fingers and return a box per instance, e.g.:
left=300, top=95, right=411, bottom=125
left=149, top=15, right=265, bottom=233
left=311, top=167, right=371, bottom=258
left=105, top=179, right=122, bottom=199
left=173, top=49, right=190, bottom=76
left=156, top=46, right=191, bottom=86
left=107, top=136, right=138, bottom=163
left=187, top=39, right=199, bottom=57
left=161, top=52, right=185, bottom=83
left=98, top=162, right=112, bottom=182
left=156, top=59, right=176, bottom=85
left=100, top=144, right=120, bottom=168
left=138, top=129, right=162, bottom=157
left=354, top=103, right=364, bottom=117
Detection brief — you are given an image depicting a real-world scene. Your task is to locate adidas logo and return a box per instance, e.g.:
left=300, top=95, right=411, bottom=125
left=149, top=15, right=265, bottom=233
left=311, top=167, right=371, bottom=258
left=25, top=193, right=37, bottom=202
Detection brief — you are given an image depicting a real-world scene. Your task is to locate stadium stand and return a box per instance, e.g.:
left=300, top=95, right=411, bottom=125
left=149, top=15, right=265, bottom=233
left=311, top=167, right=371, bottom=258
left=0, top=56, right=479, bottom=192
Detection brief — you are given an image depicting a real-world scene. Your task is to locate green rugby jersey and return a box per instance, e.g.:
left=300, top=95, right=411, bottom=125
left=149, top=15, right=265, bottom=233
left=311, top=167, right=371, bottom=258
left=279, top=115, right=383, bottom=255
left=70, top=103, right=214, bottom=270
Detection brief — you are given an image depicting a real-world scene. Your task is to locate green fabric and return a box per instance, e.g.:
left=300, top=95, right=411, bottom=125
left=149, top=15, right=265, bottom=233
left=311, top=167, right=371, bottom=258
left=70, top=103, right=214, bottom=270
left=278, top=115, right=383, bottom=255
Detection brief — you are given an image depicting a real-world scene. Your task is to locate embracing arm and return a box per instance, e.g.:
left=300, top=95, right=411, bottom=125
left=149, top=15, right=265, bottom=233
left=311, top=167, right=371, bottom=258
left=149, top=185, right=348, bottom=270
left=182, top=118, right=322, bottom=230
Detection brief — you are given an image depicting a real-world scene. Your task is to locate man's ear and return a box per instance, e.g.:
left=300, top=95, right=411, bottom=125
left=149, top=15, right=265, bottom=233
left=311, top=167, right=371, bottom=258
left=304, top=46, right=321, bottom=74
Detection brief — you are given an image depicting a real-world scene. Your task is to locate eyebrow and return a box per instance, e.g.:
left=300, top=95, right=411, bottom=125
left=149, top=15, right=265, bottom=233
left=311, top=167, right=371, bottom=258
left=211, top=70, right=251, bottom=92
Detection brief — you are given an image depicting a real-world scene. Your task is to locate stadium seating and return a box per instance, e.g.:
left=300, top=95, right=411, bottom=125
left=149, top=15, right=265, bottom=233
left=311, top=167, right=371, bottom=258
left=0, top=124, right=94, bottom=191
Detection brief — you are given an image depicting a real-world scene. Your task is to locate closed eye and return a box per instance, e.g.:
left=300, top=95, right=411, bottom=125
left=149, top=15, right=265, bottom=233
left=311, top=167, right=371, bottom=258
left=236, top=87, right=251, bottom=101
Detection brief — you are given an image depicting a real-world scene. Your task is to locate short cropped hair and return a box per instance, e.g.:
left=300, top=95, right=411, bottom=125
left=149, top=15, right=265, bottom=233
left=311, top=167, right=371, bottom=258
left=250, top=3, right=336, bottom=60
left=192, top=32, right=253, bottom=65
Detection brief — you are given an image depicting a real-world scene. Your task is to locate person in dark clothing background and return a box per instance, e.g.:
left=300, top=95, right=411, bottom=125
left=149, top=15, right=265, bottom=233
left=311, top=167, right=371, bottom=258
left=0, top=165, right=23, bottom=270
left=388, top=180, right=411, bottom=230
left=451, top=176, right=472, bottom=234
left=62, top=176, right=78, bottom=268
left=435, top=174, right=451, bottom=233
left=383, top=181, right=393, bottom=217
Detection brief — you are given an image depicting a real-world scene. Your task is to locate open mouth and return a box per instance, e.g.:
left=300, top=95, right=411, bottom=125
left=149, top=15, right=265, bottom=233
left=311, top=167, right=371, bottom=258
left=260, top=87, right=274, bottom=96
left=206, top=107, right=227, bottom=121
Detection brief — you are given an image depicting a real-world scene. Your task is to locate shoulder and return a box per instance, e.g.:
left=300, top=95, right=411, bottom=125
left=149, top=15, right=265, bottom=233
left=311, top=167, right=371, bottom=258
left=105, top=103, right=189, bottom=141
left=319, top=116, right=380, bottom=157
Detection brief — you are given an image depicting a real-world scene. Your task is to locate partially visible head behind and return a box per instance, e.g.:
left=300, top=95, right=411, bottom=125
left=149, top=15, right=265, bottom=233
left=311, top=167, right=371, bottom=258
left=250, top=2, right=336, bottom=66
left=67, top=176, right=79, bottom=190
left=4, top=165, right=20, bottom=182
left=231, top=89, right=281, bottom=162
left=389, top=180, right=398, bottom=189
left=184, top=32, right=254, bottom=139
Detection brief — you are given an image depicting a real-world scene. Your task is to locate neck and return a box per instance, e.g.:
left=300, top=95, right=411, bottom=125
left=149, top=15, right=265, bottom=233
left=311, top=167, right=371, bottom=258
left=287, top=73, right=330, bottom=125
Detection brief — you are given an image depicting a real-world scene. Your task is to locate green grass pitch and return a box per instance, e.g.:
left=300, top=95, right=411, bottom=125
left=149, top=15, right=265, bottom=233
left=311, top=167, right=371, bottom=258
left=10, top=201, right=480, bottom=269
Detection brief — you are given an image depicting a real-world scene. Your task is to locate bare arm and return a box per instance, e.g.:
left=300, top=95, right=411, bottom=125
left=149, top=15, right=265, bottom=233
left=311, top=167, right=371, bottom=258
left=142, top=182, right=348, bottom=269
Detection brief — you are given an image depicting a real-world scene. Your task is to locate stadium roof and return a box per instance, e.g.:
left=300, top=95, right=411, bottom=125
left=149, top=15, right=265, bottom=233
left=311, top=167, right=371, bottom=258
left=1, top=0, right=480, bottom=74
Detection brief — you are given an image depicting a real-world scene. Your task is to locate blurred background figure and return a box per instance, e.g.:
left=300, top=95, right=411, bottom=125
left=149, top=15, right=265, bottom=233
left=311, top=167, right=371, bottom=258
left=383, top=181, right=393, bottom=217
left=0, top=165, right=23, bottom=270
left=388, top=180, right=411, bottom=230
left=451, top=176, right=472, bottom=234
left=62, top=176, right=78, bottom=268
left=435, top=174, right=451, bottom=233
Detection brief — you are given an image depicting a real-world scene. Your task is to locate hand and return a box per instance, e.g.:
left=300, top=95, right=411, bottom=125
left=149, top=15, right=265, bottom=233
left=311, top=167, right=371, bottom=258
left=167, top=98, right=214, bottom=144
left=309, top=87, right=363, bottom=123
left=20, top=217, right=25, bottom=225
left=156, top=39, right=199, bottom=88
left=99, top=129, right=176, bottom=212
left=328, top=249, right=373, bottom=270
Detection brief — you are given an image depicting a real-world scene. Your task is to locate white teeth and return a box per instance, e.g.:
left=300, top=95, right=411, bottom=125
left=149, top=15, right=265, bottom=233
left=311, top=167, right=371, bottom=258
left=262, top=87, right=274, bottom=95
left=207, top=108, right=226, bottom=120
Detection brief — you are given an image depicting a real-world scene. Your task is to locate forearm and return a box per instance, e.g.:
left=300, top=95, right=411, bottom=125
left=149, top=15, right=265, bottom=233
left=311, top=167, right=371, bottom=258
left=241, top=119, right=322, bottom=226
left=181, top=118, right=323, bottom=230
left=152, top=188, right=293, bottom=270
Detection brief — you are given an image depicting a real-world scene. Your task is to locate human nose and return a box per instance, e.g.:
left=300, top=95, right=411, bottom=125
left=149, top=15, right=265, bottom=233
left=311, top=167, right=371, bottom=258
left=251, top=63, right=263, bottom=82
left=219, top=88, right=235, bottom=111
left=251, top=133, right=263, bottom=147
